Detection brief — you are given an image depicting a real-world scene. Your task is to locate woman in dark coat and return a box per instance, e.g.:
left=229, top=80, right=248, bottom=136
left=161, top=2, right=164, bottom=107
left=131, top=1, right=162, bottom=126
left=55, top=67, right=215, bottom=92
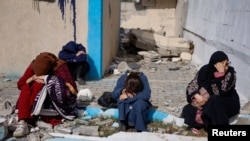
left=112, top=70, right=152, bottom=132
left=181, top=51, right=240, bottom=134
left=58, top=41, right=90, bottom=85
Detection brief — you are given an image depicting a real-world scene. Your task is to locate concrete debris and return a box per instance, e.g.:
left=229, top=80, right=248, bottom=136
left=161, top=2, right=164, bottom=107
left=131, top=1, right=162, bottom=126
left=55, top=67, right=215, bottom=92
left=129, top=29, right=192, bottom=57
left=72, top=125, right=99, bottom=136
left=180, top=52, right=192, bottom=61
left=48, top=131, right=208, bottom=141
left=117, top=61, right=132, bottom=73
left=138, top=51, right=162, bottom=63
left=171, top=57, right=181, bottom=62
left=0, top=118, right=8, bottom=140
left=127, top=62, right=140, bottom=70
left=36, top=120, right=53, bottom=129
left=0, top=100, right=14, bottom=116
left=54, top=124, right=72, bottom=134
left=95, top=119, right=114, bottom=126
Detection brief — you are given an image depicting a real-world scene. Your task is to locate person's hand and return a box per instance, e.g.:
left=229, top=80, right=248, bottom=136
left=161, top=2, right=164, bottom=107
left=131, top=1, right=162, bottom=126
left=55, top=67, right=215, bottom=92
left=119, top=89, right=126, bottom=101
left=119, top=93, right=128, bottom=101
left=119, top=89, right=134, bottom=100
left=34, top=75, right=45, bottom=83
left=193, top=93, right=207, bottom=106
left=214, top=60, right=229, bottom=73
left=199, top=87, right=207, bottom=95
left=66, top=82, right=77, bottom=95
left=76, top=50, right=86, bottom=56
left=26, top=75, right=36, bottom=84
left=214, top=62, right=225, bottom=73
left=26, top=75, right=45, bottom=84
left=126, top=92, right=135, bottom=98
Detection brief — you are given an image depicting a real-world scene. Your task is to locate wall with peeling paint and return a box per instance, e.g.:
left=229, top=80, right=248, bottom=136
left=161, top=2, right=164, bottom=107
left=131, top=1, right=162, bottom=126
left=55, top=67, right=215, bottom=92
left=0, top=0, right=120, bottom=80
left=0, top=0, right=87, bottom=77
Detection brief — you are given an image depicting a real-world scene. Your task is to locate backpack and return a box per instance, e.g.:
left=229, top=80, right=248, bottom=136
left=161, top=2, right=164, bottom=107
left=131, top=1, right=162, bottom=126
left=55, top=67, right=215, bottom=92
left=97, top=91, right=117, bottom=108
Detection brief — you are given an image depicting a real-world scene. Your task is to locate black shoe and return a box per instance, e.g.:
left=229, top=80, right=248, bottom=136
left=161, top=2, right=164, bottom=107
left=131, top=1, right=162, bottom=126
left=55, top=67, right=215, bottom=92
left=127, top=127, right=137, bottom=132
left=119, top=123, right=128, bottom=131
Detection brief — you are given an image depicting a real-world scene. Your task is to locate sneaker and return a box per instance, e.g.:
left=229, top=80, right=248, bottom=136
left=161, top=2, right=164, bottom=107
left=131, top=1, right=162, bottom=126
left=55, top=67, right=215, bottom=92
left=13, top=120, right=29, bottom=137
left=119, top=122, right=127, bottom=132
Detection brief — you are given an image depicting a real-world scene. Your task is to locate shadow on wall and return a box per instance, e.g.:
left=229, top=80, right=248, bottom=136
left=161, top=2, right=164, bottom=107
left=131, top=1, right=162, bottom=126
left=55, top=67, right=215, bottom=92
left=85, top=56, right=100, bottom=81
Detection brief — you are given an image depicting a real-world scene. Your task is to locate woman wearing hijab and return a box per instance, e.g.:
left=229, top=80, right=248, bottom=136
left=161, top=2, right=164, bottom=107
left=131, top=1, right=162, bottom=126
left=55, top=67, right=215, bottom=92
left=112, top=70, right=152, bottom=132
left=181, top=51, right=240, bottom=134
left=58, top=41, right=90, bottom=85
left=14, top=52, right=78, bottom=137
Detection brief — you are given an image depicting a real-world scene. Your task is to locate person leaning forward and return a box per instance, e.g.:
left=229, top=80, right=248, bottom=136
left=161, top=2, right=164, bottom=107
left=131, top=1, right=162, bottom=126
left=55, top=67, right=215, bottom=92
left=58, top=41, right=90, bottom=85
left=112, top=70, right=152, bottom=132
left=14, top=52, right=78, bottom=137
left=181, top=51, right=240, bottom=134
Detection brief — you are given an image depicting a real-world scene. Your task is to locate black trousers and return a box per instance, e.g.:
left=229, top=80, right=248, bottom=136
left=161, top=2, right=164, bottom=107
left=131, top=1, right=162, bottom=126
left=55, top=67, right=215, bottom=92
left=181, top=94, right=240, bottom=129
left=67, top=61, right=90, bottom=81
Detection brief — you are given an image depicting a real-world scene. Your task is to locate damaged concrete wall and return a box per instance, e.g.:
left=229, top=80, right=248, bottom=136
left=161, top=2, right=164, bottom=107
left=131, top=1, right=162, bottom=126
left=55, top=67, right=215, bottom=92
left=121, top=0, right=178, bottom=37
left=102, top=0, right=121, bottom=78
left=180, top=0, right=250, bottom=100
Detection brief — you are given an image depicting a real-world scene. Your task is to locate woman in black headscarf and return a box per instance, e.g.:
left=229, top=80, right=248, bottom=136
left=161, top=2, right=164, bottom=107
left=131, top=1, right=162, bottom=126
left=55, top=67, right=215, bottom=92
left=181, top=51, right=240, bottom=134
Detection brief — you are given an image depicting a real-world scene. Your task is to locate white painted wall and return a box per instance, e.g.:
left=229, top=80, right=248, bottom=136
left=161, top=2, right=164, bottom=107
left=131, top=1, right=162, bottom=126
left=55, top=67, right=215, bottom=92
left=0, top=0, right=88, bottom=77
left=180, top=0, right=250, bottom=102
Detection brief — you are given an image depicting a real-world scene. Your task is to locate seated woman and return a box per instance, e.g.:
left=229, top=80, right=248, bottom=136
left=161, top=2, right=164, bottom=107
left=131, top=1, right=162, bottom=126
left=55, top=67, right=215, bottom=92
left=181, top=51, right=240, bottom=134
left=58, top=41, right=90, bottom=85
left=112, top=70, right=152, bottom=132
left=14, top=52, right=78, bottom=137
